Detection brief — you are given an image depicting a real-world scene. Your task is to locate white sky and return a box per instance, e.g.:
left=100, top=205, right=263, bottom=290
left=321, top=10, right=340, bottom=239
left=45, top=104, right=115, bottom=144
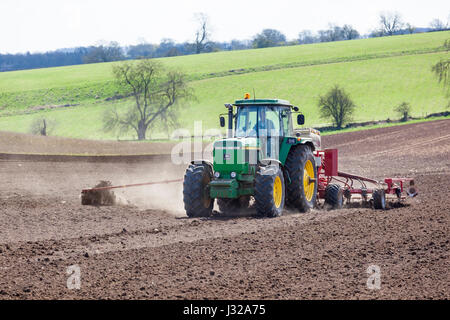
left=1, top=0, right=449, bottom=54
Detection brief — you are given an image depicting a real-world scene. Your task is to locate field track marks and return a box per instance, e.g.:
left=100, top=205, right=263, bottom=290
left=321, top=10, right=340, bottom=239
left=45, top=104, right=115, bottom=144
left=359, top=134, right=450, bottom=158
left=22, top=209, right=356, bottom=262
left=325, top=120, right=450, bottom=151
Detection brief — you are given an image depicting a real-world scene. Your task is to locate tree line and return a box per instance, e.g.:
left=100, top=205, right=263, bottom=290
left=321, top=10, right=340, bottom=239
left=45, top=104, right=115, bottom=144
left=2, top=11, right=449, bottom=72
left=0, top=39, right=254, bottom=72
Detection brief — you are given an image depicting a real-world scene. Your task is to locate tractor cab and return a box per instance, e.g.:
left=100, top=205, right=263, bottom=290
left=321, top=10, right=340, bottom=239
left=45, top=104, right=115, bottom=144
left=217, top=97, right=319, bottom=163
left=234, top=99, right=293, bottom=138
left=233, top=100, right=292, bottom=159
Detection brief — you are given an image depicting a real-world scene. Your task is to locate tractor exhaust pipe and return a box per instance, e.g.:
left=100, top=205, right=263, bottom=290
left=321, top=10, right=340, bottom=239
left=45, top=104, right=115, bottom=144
left=225, top=104, right=233, bottom=138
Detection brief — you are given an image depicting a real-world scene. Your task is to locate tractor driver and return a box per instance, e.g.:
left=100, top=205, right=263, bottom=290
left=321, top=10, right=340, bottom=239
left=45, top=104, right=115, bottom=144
left=252, top=109, right=276, bottom=136
left=253, top=109, right=277, bottom=158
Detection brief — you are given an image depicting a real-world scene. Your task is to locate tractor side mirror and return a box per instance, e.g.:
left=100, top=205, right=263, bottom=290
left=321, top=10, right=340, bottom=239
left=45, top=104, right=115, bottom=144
left=297, top=114, right=305, bottom=125
left=219, top=116, right=225, bottom=127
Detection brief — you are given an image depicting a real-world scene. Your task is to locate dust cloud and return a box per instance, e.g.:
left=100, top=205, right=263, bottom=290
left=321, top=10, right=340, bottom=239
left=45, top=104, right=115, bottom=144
left=119, top=182, right=185, bottom=216
left=104, top=160, right=187, bottom=216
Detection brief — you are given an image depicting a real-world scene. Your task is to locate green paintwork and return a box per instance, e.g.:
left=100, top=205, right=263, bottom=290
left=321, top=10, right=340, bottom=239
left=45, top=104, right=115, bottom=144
left=209, top=176, right=254, bottom=198
left=279, top=137, right=295, bottom=164
left=212, top=137, right=258, bottom=174
left=210, top=136, right=306, bottom=199
left=210, top=137, right=258, bottom=198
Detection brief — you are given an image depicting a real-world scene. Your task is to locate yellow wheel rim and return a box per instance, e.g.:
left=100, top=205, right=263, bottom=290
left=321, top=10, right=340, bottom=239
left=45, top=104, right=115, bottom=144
left=303, top=160, right=315, bottom=202
left=273, top=176, right=283, bottom=208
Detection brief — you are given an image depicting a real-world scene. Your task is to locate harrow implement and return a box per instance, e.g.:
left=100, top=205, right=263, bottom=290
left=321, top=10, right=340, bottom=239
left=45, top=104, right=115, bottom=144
left=315, top=149, right=417, bottom=209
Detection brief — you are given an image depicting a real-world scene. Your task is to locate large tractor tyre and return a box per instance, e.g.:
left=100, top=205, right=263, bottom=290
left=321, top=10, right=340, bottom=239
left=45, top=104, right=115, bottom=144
left=183, top=163, right=214, bottom=217
left=324, top=184, right=344, bottom=209
left=217, top=198, right=240, bottom=214
left=254, top=165, right=285, bottom=217
left=373, top=189, right=386, bottom=210
left=285, top=145, right=318, bottom=212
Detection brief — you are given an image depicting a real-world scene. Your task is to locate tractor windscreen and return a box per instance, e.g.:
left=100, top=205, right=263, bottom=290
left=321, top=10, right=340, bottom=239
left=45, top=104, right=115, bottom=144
left=235, top=106, right=258, bottom=137
left=235, top=106, right=282, bottom=138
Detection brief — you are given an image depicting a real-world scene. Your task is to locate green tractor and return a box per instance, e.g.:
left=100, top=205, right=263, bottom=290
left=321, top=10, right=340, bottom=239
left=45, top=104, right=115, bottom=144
left=183, top=95, right=321, bottom=217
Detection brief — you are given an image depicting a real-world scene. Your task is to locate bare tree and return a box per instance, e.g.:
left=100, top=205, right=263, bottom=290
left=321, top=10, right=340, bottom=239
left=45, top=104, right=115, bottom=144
left=433, top=60, right=450, bottom=89
left=429, top=18, right=448, bottom=31
left=298, top=30, right=317, bottom=44
left=342, top=25, right=360, bottom=40
left=104, top=60, right=194, bottom=140
left=253, top=29, right=286, bottom=48
left=318, top=85, right=356, bottom=129
left=194, top=13, right=210, bottom=54
left=30, top=117, right=56, bottom=136
left=432, top=41, right=450, bottom=95
left=432, top=40, right=450, bottom=108
left=379, top=12, right=403, bottom=36
left=406, top=23, right=416, bottom=34
left=431, top=39, right=450, bottom=94
left=394, top=102, right=412, bottom=122
left=318, top=24, right=343, bottom=42
left=83, top=41, right=124, bottom=64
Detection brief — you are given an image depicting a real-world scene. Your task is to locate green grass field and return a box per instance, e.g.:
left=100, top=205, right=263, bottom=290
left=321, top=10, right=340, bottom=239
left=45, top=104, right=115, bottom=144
left=0, top=31, right=449, bottom=140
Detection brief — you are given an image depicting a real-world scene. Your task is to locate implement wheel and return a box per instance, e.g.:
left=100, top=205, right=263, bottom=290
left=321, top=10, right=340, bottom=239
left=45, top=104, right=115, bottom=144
left=373, top=189, right=386, bottom=210
left=325, top=184, right=344, bottom=209
left=183, top=163, right=213, bottom=217
left=254, top=165, right=285, bottom=217
left=285, top=145, right=317, bottom=212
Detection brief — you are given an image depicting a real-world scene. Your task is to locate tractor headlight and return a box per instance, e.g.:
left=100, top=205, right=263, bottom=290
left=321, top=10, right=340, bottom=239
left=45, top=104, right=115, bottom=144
left=230, top=172, right=237, bottom=178
left=214, top=171, right=220, bottom=178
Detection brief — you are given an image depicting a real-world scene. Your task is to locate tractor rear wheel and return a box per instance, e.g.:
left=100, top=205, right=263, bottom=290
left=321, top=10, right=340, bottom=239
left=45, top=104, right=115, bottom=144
left=373, top=189, right=386, bottom=210
left=254, top=165, right=285, bottom=217
left=183, top=163, right=214, bottom=217
left=285, top=145, right=318, bottom=212
left=324, top=184, right=344, bottom=209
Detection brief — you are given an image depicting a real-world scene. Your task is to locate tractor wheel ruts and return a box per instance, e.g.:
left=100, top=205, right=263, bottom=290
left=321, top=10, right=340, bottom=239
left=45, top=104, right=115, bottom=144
left=373, top=189, right=386, bottom=210
left=183, top=163, right=214, bottom=217
left=285, top=145, right=318, bottom=212
left=254, top=165, right=285, bottom=217
left=324, top=184, right=344, bottom=209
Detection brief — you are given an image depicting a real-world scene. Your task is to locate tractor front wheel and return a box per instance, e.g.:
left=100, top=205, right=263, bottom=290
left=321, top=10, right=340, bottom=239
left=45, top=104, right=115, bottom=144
left=254, top=165, right=285, bottom=217
left=183, top=163, right=214, bottom=217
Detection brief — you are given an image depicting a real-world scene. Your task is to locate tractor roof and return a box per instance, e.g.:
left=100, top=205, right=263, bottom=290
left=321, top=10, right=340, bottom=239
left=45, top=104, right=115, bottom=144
left=234, top=98, right=293, bottom=107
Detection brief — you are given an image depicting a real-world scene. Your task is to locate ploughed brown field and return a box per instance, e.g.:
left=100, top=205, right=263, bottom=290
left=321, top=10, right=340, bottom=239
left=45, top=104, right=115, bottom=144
left=0, top=119, right=449, bottom=299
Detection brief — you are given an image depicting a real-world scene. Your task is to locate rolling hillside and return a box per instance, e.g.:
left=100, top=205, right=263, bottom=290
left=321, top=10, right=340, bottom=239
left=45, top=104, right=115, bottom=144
left=0, top=31, right=449, bottom=140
